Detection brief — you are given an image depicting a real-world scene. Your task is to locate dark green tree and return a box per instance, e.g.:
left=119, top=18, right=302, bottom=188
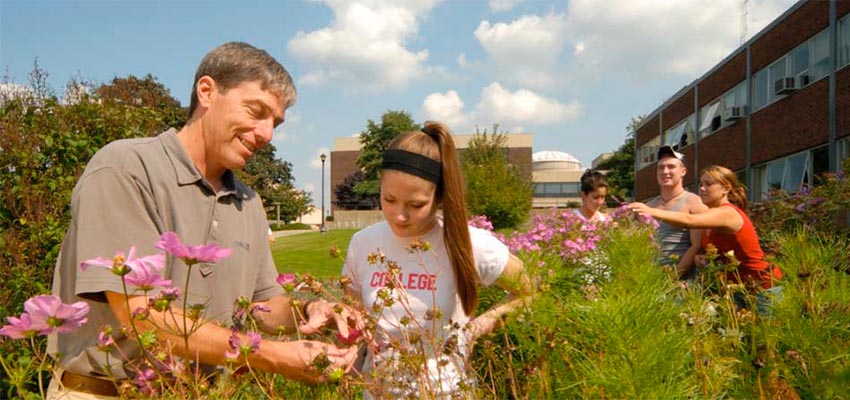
left=353, top=110, right=420, bottom=200
left=236, top=143, right=313, bottom=223
left=334, top=170, right=378, bottom=210
left=462, top=124, right=532, bottom=229
left=598, top=115, right=645, bottom=201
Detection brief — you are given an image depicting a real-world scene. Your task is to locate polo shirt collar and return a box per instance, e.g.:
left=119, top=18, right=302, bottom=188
left=160, top=129, right=240, bottom=195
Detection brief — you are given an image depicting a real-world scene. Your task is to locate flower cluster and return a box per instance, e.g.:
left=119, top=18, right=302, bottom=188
left=505, top=210, right=605, bottom=263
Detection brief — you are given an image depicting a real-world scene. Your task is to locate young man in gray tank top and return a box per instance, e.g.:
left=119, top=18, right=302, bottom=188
left=647, top=146, right=708, bottom=280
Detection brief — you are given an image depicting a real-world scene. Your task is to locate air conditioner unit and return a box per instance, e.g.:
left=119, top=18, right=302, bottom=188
left=797, top=74, right=811, bottom=87
left=724, top=106, right=747, bottom=121
left=774, top=76, right=797, bottom=95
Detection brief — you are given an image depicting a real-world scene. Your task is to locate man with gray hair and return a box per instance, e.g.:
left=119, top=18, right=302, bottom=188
left=47, top=42, right=358, bottom=398
left=647, top=145, right=708, bottom=279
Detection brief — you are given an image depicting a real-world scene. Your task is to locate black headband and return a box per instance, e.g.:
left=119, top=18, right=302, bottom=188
left=381, top=149, right=442, bottom=184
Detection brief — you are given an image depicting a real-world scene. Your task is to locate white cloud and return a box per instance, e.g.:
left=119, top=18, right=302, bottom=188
left=473, top=13, right=568, bottom=88
left=474, top=82, right=583, bottom=125
left=564, top=0, right=797, bottom=77
left=422, top=83, right=582, bottom=131
left=489, top=0, right=524, bottom=13
left=422, top=90, right=468, bottom=128
left=287, top=0, right=441, bottom=90
left=309, top=147, right=331, bottom=170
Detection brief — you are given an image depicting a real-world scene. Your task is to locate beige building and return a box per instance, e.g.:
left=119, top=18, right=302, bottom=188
left=532, top=151, right=584, bottom=208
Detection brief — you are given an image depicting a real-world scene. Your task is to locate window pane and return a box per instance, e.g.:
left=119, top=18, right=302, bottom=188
left=767, top=160, right=784, bottom=192
left=792, top=43, right=810, bottom=76
left=769, top=57, right=788, bottom=103
left=840, top=16, right=850, bottom=68
left=736, top=82, right=748, bottom=108
left=812, top=146, right=829, bottom=185
left=544, top=183, right=560, bottom=194
left=562, top=183, right=580, bottom=196
left=812, top=30, right=831, bottom=79
left=753, top=69, right=768, bottom=110
left=783, top=152, right=808, bottom=193
left=534, top=183, right=545, bottom=195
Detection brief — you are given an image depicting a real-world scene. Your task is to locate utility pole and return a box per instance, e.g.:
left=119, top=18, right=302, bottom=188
left=740, top=0, right=749, bottom=45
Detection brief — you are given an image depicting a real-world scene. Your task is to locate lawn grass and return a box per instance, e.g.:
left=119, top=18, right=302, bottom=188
left=271, top=229, right=358, bottom=278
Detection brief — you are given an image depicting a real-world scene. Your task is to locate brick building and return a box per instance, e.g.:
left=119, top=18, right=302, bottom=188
left=330, top=133, right=533, bottom=212
left=634, top=0, right=850, bottom=202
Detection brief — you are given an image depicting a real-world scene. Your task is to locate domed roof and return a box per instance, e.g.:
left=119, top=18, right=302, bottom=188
left=532, top=151, right=581, bottom=164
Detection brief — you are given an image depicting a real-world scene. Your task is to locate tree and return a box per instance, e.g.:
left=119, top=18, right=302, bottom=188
left=462, top=124, right=532, bottom=230
left=95, top=74, right=187, bottom=129
left=0, top=66, right=189, bottom=395
left=354, top=110, right=420, bottom=200
left=236, top=143, right=313, bottom=223
left=334, top=170, right=378, bottom=210
left=598, top=115, right=645, bottom=201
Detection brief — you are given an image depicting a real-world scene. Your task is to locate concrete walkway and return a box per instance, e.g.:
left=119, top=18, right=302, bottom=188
left=271, top=229, right=314, bottom=239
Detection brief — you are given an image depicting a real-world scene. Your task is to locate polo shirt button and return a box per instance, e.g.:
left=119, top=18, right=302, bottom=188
left=212, top=220, right=219, bottom=228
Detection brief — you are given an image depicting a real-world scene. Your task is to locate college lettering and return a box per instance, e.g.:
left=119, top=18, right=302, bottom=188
left=369, top=272, right=437, bottom=291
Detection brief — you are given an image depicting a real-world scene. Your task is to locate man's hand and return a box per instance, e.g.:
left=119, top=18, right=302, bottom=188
left=298, top=300, right=362, bottom=338
left=283, top=340, right=359, bottom=383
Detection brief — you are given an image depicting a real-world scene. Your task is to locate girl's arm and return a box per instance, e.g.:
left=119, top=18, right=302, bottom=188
left=628, top=202, right=743, bottom=233
left=469, top=254, right=533, bottom=341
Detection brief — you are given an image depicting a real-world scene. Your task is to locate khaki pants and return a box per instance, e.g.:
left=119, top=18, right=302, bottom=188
left=46, top=369, right=120, bottom=400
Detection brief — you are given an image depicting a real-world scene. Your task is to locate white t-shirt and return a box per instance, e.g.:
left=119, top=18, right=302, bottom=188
left=572, top=207, right=609, bottom=222
left=342, top=219, right=509, bottom=398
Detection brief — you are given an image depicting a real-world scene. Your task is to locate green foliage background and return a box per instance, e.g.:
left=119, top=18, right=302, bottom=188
left=462, top=128, right=532, bottom=229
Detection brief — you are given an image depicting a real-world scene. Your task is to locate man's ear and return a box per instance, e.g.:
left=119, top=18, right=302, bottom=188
left=195, top=76, right=217, bottom=109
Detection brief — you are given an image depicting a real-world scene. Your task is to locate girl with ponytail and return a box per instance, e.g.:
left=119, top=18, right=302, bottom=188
left=342, top=121, right=531, bottom=398
left=629, top=165, right=782, bottom=315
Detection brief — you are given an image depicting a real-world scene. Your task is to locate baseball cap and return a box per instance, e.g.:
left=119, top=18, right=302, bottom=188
left=657, top=145, right=685, bottom=161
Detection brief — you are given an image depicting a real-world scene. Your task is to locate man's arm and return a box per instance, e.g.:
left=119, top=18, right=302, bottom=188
left=105, top=292, right=357, bottom=383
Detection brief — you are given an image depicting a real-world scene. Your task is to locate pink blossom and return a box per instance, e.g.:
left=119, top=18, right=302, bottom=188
left=276, top=273, right=298, bottom=292
left=81, top=246, right=164, bottom=276
left=0, top=313, right=40, bottom=339
left=23, top=295, right=89, bottom=334
left=225, top=330, right=262, bottom=360
left=98, top=326, right=116, bottom=351
left=124, top=264, right=172, bottom=291
left=155, top=232, right=232, bottom=265
left=134, top=368, right=158, bottom=395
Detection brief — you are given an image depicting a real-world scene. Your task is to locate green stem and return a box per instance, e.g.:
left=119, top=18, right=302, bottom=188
left=31, top=336, right=46, bottom=399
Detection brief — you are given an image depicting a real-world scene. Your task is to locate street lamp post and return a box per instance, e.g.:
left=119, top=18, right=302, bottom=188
left=320, top=153, right=327, bottom=233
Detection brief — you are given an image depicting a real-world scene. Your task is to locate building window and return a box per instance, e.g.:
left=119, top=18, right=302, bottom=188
left=663, top=115, right=695, bottom=150
left=752, top=68, right=769, bottom=111
left=752, top=149, right=824, bottom=201
left=768, top=57, right=788, bottom=104
left=534, top=182, right=580, bottom=198
left=637, top=135, right=660, bottom=170
left=838, top=137, right=849, bottom=165
left=811, top=29, right=831, bottom=80
left=840, top=14, right=850, bottom=69
left=719, top=81, right=748, bottom=129
left=698, top=101, right=721, bottom=137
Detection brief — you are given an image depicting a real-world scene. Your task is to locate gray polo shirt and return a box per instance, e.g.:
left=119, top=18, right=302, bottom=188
left=47, top=129, right=284, bottom=378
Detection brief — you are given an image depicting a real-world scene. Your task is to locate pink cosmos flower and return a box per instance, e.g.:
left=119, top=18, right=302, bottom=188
left=98, top=326, right=116, bottom=351
left=155, top=232, right=232, bottom=265
left=276, top=273, right=298, bottom=292
left=23, top=295, right=89, bottom=335
left=134, top=368, right=158, bottom=395
left=0, top=313, right=40, bottom=339
left=81, top=247, right=164, bottom=276
left=225, top=330, right=262, bottom=360
left=124, top=264, right=172, bottom=291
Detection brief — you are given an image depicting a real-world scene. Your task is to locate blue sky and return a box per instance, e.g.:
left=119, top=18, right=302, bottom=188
left=1, top=0, right=795, bottom=207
